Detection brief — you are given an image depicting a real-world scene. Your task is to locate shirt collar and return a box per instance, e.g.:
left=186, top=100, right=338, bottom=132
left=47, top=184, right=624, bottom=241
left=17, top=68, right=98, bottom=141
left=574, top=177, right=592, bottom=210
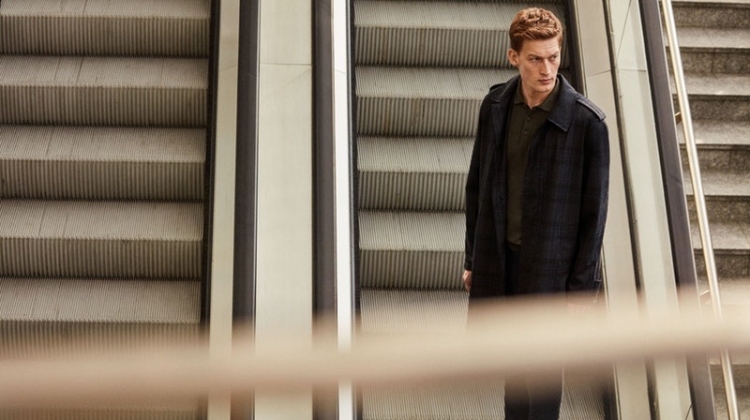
left=513, top=79, right=561, bottom=112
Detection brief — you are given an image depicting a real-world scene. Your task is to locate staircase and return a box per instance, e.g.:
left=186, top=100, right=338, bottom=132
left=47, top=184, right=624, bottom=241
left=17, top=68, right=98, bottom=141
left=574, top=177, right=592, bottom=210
left=354, top=1, right=606, bottom=418
left=672, top=0, right=750, bottom=417
left=0, top=0, right=210, bottom=418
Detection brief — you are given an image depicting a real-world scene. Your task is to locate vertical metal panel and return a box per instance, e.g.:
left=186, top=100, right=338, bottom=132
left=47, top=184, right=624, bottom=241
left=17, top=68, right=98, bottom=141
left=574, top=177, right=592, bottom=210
left=638, top=1, right=717, bottom=419
left=232, top=1, right=261, bottom=419
left=208, top=0, right=241, bottom=417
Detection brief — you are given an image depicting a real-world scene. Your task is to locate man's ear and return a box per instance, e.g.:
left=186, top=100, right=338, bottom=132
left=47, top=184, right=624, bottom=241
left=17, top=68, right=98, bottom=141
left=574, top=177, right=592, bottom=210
left=507, top=48, right=518, bottom=67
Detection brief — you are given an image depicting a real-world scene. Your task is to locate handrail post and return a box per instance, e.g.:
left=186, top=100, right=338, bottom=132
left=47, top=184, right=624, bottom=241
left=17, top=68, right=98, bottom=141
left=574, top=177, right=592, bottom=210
left=659, top=1, right=739, bottom=419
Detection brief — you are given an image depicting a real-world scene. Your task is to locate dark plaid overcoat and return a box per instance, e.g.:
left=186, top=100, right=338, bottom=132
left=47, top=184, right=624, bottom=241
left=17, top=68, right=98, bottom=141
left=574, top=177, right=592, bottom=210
left=464, top=75, right=609, bottom=299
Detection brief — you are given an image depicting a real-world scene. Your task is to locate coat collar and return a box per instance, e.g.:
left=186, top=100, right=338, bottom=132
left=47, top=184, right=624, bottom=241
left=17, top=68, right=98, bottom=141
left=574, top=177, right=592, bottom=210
left=489, top=74, right=578, bottom=132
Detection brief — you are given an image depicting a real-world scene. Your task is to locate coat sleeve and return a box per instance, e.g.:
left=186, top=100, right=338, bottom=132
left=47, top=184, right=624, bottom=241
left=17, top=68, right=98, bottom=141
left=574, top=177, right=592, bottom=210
left=568, top=117, right=610, bottom=293
left=464, top=98, right=489, bottom=271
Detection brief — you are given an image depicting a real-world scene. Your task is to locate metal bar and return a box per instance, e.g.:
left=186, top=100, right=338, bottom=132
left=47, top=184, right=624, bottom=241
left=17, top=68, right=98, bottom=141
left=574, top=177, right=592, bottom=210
left=231, top=0, right=260, bottom=419
left=659, top=1, right=739, bottom=419
left=637, top=0, right=716, bottom=418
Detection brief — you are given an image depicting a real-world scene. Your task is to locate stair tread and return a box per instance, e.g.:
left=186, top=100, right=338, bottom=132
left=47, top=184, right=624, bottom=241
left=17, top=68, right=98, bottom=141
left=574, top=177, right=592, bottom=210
left=0, top=126, right=205, bottom=163
left=361, top=289, right=467, bottom=334
left=673, top=0, right=750, bottom=5
left=0, top=278, right=200, bottom=323
left=359, top=210, right=463, bottom=252
left=698, top=277, right=750, bottom=306
left=681, top=73, right=750, bottom=96
left=355, top=1, right=562, bottom=30
left=0, top=200, right=203, bottom=240
left=0, top=0, right=209, bottom=18
left=684, top=169, right=750, bottom=197
left=690, top=219, right=750, bottom=251
left=358, top=137, right=472, bottom=173
left=0, top=56, right=207, bottom=88
left=677, top=27, right=750, bottom=50
left=679, top=120, right=750, bottom=148
left=356, top=66, right=516, bottom=99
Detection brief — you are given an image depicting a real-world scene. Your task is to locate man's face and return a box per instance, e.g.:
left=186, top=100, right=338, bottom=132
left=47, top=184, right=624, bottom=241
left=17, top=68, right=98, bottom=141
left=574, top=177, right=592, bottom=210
left=507, top=37, right=561, bottom=100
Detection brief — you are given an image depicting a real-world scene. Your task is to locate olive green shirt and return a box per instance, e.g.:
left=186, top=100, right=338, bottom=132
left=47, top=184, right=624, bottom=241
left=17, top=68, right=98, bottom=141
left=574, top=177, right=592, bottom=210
left=506, top=80, right=561, bottom=250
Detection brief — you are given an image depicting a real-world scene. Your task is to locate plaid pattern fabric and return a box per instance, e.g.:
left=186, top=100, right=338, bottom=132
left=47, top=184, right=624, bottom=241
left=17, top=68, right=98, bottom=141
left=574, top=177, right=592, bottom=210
left=464, top=75, right=609, bottom=299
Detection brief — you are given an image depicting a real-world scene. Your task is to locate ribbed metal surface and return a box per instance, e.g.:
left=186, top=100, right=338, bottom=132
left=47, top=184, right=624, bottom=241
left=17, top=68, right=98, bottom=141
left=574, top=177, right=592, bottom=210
left=359, top=137, right=471, bottom=210
left=0, top=321, right=201, bottom=359
left=0, top=56, right=207, bottom=126
left=0, top=126, right=205, bottom=200
left=355, top=1, right=564, bottom=67
left=0, top=407, right=201, bottom=420
left=360, top=289, right=467, bottom=333
left=0, top=278, right=200, bottom=323
left=360, top=290, right=606, bottom=419
left=363, top=376, right=605, bottom=420
left=0, top=200, right=203, bottom=278
left=0, top=0, right=210, bottom=56
left=359, top=211, right=463, bottom=289
left=356, top=67, right=515, bottom=136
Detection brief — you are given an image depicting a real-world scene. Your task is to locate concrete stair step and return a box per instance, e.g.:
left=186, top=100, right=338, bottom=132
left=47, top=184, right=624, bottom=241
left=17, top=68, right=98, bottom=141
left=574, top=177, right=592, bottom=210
left=0, top=126, right=205, bottom=200
left=690, top=219, right=750, bottom=276
left=359, top=210, right=463, bottom=289
left=674, top=27, right=750, bottom=74
left=356, top=66, right=516, bottom=137
left=0, top=56, right=207, bottom=126
left=679, top=120, right=750, bottom=171
left=696, top=277, right=750, bottom=306
left=672, top=0, right=750, bottom=29
left=0, top=0, right=210, bottom=57
left=677, top=73, right=750, bottom=122
left=683, top=169, right=750, bottom=223
left=0, top=200, right=203, bottom=278
left=354, top=0, right=566, bottom=67
left=358, top=136, right=471, bottom=211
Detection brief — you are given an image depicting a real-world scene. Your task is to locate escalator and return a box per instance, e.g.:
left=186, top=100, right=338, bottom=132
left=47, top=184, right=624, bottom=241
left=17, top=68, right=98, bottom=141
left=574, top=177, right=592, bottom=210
left=354, top=1, right=607, bottom=418
left=0, top=1, right=211, bottom=418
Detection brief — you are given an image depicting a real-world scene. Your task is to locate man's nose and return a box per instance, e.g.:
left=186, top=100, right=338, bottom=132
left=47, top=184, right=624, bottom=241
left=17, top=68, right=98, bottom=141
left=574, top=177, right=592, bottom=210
left=541, top=60, right=551, bottom=75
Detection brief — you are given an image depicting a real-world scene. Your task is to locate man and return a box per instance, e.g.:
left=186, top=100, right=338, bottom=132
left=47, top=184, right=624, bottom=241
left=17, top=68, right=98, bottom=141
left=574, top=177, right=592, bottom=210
left=462, top=8, right=609, bottom=420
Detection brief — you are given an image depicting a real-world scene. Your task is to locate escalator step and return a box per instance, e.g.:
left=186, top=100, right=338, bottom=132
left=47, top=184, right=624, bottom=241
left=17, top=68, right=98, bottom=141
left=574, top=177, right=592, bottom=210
left=0, top=200, right=203, bottom=278
left=356, top=66, right=516, bottom=137
left=359, top=136, right=472, bottom=211
left=0, top=56, right=207, bottom=126
left=361, top=289, right=467, bottom=334
left=355, top=0, right=564, bottom=67
left=0, top=0, right=210, bottom=57
left=359, top=210, right=463, bottom=289
left=0, top=126, right=205, bottom=200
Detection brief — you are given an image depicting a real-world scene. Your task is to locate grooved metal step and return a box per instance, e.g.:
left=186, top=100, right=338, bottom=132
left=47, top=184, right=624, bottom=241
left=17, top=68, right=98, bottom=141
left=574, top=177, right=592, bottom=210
left=0, top=56, right=208, bottom=126
left=0, top=406, right=202, bottom=420
left=354, top=1, right=565, bottom=67
left=356, top=67, right=516, bottom=137
left=0, top=126, right=205, bottom=200
left=0, top=200, right=203, bottom=278
left=0, top=0, right=210, bottom=56
left=359, top=210, right=463, bottom=289
left=358, top=137, right=471, bottom=211
left=360, top=290, right=607, bottom=420
left=1, top=278, right=200, bottom=323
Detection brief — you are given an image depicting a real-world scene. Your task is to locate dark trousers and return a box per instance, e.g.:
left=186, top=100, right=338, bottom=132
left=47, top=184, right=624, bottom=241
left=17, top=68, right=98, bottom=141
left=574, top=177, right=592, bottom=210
left=503, top=246, right=563, bottom=420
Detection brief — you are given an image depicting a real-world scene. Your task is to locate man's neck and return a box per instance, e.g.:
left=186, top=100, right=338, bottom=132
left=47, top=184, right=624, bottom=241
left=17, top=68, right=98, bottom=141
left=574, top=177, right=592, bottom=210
left=521, top=82, right=553, bottom=109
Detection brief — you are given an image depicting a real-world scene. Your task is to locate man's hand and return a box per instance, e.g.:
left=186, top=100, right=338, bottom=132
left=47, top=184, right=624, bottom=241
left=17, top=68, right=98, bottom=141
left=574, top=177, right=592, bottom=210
left=462, top=270, right=472, bottom=292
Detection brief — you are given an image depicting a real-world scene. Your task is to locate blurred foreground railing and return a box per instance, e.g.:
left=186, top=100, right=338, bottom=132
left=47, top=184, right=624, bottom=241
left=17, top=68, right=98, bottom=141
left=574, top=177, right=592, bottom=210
left=1, top=294, right=749, bottom=410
